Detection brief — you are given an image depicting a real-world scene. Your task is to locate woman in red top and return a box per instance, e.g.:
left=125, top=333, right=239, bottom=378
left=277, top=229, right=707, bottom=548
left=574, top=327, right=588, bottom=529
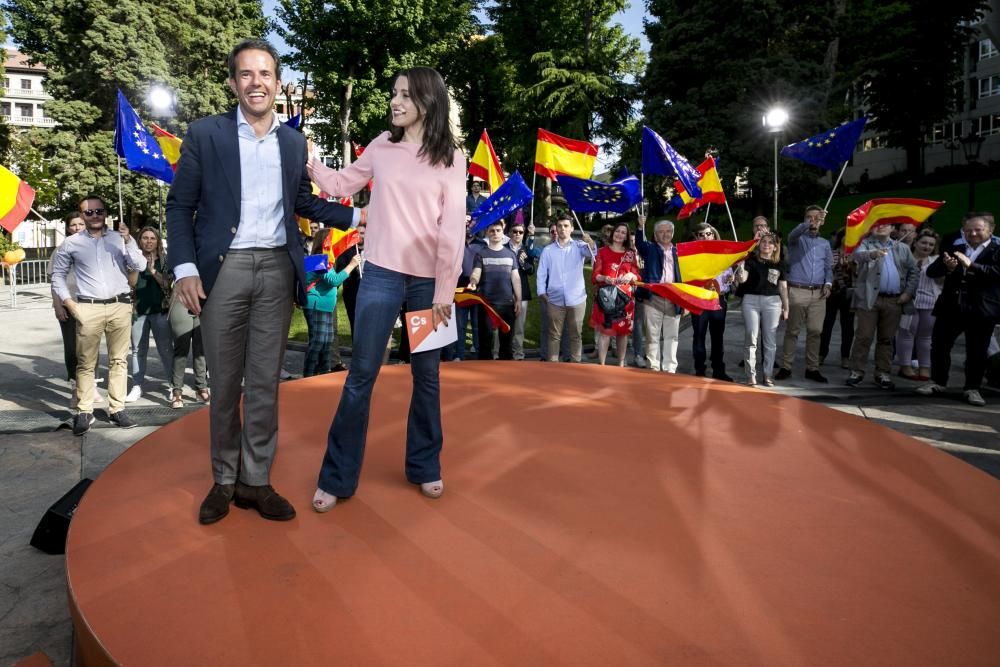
left=590, top=222, right=640, bottom=366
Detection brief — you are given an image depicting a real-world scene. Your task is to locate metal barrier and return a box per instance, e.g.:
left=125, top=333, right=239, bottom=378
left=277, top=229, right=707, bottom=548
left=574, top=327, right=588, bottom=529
left=10, top=259, right=51, bottom=285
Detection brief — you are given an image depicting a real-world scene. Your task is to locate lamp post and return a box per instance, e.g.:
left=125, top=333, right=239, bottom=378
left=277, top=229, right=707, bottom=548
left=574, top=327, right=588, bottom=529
left=763, top=107, right=789, bottom=230
left=960, top=132, right=985, bottom=210
left=147, top=83, right=176, bottom=232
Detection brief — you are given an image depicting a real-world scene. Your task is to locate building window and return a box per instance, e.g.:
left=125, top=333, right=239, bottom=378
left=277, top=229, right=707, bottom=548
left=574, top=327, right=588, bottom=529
left=928, top=121, right=963, bottom=144
left=15, top=103, right=33, bottom=117
left=978, top=75, right=1000, bottom=99
left=2, top=78, right=8, bottom=90
left=860, top=135, right=888, bottom=151
left=20, top=79, right=31, bottom=90
left=980, top=39, right=999, bottom=60
left=1, top=102, right=10, bottom=116
left=978, top=113, right=1000, bottom=136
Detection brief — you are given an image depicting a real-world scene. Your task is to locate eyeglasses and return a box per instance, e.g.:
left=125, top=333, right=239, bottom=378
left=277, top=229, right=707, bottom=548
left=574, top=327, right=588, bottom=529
left=83, top=208, right=106, bottom=216
left=695, top=232, right=714, bottom=239
left=510, top=229, right=524, bottom=235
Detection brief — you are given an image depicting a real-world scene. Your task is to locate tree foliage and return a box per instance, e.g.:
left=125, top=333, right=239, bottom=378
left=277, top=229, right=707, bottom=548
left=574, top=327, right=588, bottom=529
left=274, top=0, right=479, bottom=164
left=3, top=0, right=265, bottom=219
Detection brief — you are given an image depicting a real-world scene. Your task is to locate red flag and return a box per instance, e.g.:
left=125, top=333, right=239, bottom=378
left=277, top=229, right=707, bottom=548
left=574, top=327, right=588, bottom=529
left=637, top=282, right=720, bottom=315
left=454, top=289, right=511, bottom=333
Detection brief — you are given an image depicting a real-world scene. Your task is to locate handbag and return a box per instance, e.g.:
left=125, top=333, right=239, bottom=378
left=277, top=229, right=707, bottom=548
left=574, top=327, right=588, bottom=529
left=596, top=261, right=631, bottom=328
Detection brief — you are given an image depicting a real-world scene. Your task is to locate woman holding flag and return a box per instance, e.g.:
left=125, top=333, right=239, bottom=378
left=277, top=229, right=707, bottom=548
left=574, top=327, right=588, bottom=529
left=307, top=66, right=465, bottom=511
left=735, top=234, right=789, bottom=386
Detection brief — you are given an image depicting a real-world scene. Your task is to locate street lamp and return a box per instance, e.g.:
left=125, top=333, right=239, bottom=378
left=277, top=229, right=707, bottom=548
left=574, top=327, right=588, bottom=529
left=763, top=107, right=789, bottom=229
left=960, top=132, right=985, bottom=210
left=147, top=83, right=176, bottom=231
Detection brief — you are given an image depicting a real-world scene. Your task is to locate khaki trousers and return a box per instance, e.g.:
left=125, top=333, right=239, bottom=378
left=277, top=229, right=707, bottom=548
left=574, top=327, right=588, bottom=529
left=546, top=301, right=586, bottom=362
left=781, top=286, right=826, bottom=371
left=75, top=302, right=132, bottom=414
left=643, top=295, right=680, bottom=372
left=849, top=296, right=903, bottom=377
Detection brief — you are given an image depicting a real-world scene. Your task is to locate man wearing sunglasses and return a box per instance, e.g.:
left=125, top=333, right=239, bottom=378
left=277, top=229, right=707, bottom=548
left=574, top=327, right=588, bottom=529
left=51, top=195, right=147, bottom=435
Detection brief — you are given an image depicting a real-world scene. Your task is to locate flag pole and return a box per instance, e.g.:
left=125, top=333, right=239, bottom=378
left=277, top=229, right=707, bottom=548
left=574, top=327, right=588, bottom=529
left=570, top=210, right=596, bottom=261
left=703, top=203, right=711, bottom=224
left=29, top=207, right=49, bottom=222
left=116, top=157, right=125, bottom=229
left=823, top=161, right=849, bottom=211
left=722, top=198, right=738, bottom=241
left=530, top=172, right=537, bottom=229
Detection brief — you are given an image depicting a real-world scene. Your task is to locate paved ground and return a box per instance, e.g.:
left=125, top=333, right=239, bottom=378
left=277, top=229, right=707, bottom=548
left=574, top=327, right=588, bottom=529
left=1, top=284, right=998, bottom=666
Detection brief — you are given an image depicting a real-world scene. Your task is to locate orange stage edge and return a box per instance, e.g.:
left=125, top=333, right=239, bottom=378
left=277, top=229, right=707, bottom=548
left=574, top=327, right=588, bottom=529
left=66, top=363, right=1000, bottom=665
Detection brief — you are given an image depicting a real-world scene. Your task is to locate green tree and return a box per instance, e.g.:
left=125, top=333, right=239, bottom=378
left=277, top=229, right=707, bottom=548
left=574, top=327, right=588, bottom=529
left=838, top=0, right=988, bottom=176
left=274, top=0, right=479, bottom=164
left=4, top=0, right=264, bottom=220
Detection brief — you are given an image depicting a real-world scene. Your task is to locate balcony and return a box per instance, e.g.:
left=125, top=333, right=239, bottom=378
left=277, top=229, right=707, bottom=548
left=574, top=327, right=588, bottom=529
left=0, top=114, right=57, bottom=127
left=2, top=88, right=50, bottom=99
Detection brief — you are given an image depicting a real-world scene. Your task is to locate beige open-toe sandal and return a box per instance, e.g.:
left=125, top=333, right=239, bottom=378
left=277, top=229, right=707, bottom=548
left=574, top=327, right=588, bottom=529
left=312, top=489, right=337, bottom=513
left=420, top=480, right=444, bottom=499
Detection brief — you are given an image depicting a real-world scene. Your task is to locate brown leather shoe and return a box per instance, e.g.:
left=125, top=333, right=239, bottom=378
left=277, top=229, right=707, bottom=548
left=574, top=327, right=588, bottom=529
left=198, top=483, right=235, bottom=525
left=234, top=482, right=296, bottom=521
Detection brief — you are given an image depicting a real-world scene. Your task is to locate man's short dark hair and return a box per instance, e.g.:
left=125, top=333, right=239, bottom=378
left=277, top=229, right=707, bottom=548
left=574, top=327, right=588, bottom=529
left=228, top=39, right=281, bottom=81
left=78, top=194, right=106, bottom=210
left=805, top=204, right=824, bottom=214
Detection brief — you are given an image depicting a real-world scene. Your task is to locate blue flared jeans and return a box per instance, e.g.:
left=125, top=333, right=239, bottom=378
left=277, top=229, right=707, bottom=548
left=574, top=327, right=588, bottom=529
left=318, top=262, right=443, bottom=497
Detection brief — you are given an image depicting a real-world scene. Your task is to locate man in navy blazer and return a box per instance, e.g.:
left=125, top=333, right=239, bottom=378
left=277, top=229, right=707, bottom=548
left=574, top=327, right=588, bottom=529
left=166, top=38, right=359, bottom=525
left=635, top=216, right=683, bottom=372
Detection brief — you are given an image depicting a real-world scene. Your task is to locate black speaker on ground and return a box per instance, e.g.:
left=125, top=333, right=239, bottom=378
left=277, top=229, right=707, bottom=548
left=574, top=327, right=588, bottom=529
left=30, top=478, right=93, bottom=555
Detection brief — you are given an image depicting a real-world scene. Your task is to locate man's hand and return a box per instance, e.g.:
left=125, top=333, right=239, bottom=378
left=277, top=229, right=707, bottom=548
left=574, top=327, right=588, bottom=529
left=870, top=248, right=888, bottom=261
left=175, top=276, right=207, bottom=316
left=897, top=293, right=912, bottom=305
left=952, top=251, right=971, bottom=269
left=820, top=284, right=832, bottom=299
left=581, top=232, right=595, bottom=247
left=119, top=223, right=132, bottom=244
left=943, top=252, right=961, bottom=271
left=782, top=306, right=789, bottom=321
left=62, top=298, right=79, bottom=321
left=514, top=300, right=522, bottom=316
left=431, top=302, right=452, bottom=330
left=527, top=222, right=536, bottom=236
left=54, top=302, right=69, bottom=322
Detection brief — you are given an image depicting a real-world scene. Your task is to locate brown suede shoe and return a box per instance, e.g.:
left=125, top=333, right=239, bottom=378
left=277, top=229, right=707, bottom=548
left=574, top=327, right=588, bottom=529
left=234, top=482, right=296, bottom=521
left=198, top=483, right=235, bottom=525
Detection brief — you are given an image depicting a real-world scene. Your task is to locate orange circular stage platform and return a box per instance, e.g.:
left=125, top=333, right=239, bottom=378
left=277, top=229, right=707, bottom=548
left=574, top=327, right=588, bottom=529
left=67, top=363, right=1000, bottom=665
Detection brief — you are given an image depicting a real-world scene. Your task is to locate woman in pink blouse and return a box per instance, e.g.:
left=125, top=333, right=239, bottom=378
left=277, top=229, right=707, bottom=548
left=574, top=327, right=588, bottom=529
left=307, top=67, right=466, bottom=512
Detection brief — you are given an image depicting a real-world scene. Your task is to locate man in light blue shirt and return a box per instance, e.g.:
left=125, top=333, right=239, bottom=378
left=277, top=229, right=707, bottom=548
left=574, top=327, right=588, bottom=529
left=777, top=205, right=834, bottom=383
left=537, top=215, right=596, bottom=362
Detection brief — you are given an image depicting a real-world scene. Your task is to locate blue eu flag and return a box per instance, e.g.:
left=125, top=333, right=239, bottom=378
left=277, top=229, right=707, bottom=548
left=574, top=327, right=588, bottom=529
left=470, top=171, right=533, bottom=234
left=641, top=126, right=702, bottom=199
left=556, top=171, right=642, bottom=214
left=780, top=117, right=868, bottom=172
left=114, top=90, right=175, bottom=184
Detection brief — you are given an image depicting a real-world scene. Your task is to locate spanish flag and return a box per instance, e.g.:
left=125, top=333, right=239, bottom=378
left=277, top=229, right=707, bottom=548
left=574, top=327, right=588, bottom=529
left=677, top=239, right=758, bottom=284
left=454, top=288, right=511, bottom=332
left=675, top=158, right=726, bottom=219
left=150, top=123, right=182, bottom=172
left=844, top=198, right=943, bottom=254
left=0, top=165, right=35, bottom=234
left=637, top=281, right=720, bottom=315
left=534, top=128, right=598, bottom=180
left=323, top=226, right=361, bottom=260
left=469, top=130, right=505, bottom=194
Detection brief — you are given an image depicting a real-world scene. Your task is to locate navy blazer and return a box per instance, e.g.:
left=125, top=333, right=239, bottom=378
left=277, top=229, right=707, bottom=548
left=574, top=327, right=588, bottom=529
left=634, top=227, right=682, bottom=313
left=165, top=109, right=355, bottom=304
left=927, top=240, right=1000, bottom=322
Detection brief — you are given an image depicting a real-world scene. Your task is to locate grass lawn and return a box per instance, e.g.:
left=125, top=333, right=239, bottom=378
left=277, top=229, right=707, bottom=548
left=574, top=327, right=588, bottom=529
left=290, top=268, right=599, bottom=350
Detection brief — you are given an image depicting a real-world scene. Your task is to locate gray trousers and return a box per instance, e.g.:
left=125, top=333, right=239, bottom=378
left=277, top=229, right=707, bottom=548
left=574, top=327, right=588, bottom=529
left=200, top=249, right=293, bottom=486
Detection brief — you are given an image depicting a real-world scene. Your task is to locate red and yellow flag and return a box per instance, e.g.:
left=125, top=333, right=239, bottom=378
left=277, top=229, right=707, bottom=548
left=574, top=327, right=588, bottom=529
left=675, top=158, right=726, bottom=219
left=323, top=227, right=360, bottom=261
left=844, top=198, right=943, bottom=253
left=149, top=123, right=182, bottom=171
left=676, top=239, right=757, bottom=284
left=0, top=165, right=35, bottom=234
left=454, top=288, right=511, bottom=333
left=534, top=128, right=598, bottom=180
left=469, top=129, right=505, bottom=193
left=637, top=281, right=720, bottom=315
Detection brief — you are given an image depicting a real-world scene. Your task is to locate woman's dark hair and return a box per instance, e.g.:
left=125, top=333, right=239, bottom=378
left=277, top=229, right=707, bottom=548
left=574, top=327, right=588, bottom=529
left=387, top=67, right=457, bottom=169
left=63, top=212, right=83, bottom=234
left=311, top=227, right=331, bottom=256
left=608, top=222, right=633, bottom=249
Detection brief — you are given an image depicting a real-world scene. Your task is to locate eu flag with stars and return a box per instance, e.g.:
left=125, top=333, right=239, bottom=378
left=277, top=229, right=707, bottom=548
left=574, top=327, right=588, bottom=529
left=556, top=171, right=642, bottom=214
left=641, top=126, right=703, bottom=199
left=470, top=171, right=533, bottom=234
left=114, top=90, right=175, bottom=184
left=780, top=117, right=868, bottom=172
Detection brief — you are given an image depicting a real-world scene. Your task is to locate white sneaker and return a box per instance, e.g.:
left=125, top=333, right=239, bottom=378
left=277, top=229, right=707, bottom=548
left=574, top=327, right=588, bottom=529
left=964, top=389, right=986, bottom=407
left=125, top=386, right=142, bottom=403
left=915, top=382, right=945, bottom=396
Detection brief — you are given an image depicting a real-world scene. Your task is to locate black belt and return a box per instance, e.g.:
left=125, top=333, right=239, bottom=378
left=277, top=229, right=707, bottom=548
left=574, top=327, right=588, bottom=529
left=77, top=294, right=131, bottom=304
left=788, top=282, right=824, bottom=290
left=878, top=292, right=900, bottom=298
left=229, top=246, right=288, bottom=253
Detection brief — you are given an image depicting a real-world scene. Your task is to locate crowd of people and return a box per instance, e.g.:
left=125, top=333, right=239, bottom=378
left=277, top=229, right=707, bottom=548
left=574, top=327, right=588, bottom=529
left=43, top=38, right=999, bottom=527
